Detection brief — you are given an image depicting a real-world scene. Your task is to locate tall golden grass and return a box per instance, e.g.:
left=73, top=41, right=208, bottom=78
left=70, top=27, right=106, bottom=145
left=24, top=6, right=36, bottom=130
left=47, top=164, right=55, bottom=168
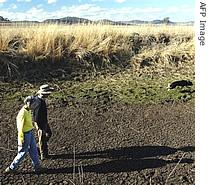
left=0, top=23, right=194, bottom=76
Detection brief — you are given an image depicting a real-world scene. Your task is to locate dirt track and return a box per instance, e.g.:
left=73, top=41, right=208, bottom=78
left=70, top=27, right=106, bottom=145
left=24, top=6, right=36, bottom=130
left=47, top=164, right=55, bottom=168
left=0, top=101, right=194, bottom=185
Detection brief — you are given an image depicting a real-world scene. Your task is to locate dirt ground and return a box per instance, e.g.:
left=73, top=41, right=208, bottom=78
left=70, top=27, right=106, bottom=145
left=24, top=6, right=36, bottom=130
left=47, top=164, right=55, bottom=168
left=0, top=101, right=194, bottom=185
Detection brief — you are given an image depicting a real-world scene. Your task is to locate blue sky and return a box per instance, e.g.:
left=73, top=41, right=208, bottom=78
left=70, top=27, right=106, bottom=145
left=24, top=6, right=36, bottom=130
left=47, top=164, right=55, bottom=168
left=0, top=0, right=194, bottom=22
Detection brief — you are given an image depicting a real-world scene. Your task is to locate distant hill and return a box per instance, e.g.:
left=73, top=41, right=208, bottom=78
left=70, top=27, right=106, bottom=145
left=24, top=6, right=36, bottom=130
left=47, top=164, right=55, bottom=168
left=43, top=16, right=92, bottom=24
left=0, top=16, right=194, bottom=26
left=119, top=19, right=194, bottom=25
left=43, top=17, right=194, bottom=25
left=12, top=21, right=40, bottom=24
left=95, top=19, right=126, bottom=25
left=118, top=20, right=148, bottom=25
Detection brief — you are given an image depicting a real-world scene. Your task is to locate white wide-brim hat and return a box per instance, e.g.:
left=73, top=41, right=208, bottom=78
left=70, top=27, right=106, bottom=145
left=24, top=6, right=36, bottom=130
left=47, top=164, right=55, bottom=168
left=37, top=84, right=54, bottom=95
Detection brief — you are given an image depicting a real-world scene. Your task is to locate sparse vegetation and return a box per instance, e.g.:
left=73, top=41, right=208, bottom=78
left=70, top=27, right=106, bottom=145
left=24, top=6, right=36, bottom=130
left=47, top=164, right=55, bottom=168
left=0, top=24, right=195, bottom=102
left=0, top=23, right=194, bottom=104
left=0, top=23, right=195, bottom=184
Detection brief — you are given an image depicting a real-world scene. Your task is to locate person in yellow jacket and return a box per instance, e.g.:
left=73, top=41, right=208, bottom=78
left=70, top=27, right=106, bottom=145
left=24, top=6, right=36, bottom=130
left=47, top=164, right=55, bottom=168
left=5, top=96, right=41, bottom=173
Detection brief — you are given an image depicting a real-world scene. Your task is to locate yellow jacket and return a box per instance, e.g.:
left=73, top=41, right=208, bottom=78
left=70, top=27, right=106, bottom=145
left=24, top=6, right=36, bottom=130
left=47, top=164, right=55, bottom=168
left=16, top=105, right=34, bottom=145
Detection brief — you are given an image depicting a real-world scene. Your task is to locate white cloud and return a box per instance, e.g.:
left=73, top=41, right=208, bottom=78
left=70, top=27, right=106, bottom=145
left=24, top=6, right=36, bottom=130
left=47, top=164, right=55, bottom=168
left=37, top=4, right=43, bottom=8
left=17, top=0, right=31, bottom=2
left=0, top=4, right=194, bottom=22
left=59, top=4, right=106, bottom=19
left=48, top=0, right=57, bottom=4
left=27, top=7, right=44, bottom=14
left=91, top=0, right=104, bottom=2
left=10, top=3, right=18, bottom=9
left=25, top=7, right=48, bottom=20
left=115, top=0, right=126, bottom=3
left=0, top=0, right=6, bottom=3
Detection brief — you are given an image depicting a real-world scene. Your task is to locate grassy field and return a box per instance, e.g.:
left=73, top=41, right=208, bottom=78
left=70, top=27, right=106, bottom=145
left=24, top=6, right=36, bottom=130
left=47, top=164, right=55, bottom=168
left=0, top=23, right=194, bottom=104
left=0, top=24, right=194, bottom=57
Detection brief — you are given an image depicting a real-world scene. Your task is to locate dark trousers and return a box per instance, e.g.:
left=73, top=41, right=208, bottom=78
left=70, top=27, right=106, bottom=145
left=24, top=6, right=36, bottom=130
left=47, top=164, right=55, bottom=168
left=37, top=124, right=52, bottom=157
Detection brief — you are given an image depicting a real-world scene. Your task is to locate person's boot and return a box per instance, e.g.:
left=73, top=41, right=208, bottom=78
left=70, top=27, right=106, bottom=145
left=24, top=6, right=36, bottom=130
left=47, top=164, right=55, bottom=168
left=34, top=166, right=44, bottom=174
left=41, top=152, right=49, bottom=160
left=5, top=167, right=16, bottom=174
left=41, top=154, right=46, bottom=161
left=37, top=147, right=41, bottom=156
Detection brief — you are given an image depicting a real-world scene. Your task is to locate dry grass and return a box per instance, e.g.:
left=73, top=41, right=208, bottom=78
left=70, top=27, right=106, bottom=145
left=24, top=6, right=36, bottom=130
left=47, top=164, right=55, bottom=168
left=0, top=23, right=194, bottom=76
left=131, top=39, right=194, bottom=77
left=0, top=23, right=194, bottom=53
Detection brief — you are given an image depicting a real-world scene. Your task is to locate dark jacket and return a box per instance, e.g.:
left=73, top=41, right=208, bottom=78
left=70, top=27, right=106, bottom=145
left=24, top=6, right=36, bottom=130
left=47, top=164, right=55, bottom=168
left=34, top=97, right=48, bottom=130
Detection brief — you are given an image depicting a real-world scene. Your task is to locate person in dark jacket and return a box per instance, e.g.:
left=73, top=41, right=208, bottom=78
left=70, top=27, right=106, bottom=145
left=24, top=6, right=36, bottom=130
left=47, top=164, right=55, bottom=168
left=34, top=84, right=54, bottom=160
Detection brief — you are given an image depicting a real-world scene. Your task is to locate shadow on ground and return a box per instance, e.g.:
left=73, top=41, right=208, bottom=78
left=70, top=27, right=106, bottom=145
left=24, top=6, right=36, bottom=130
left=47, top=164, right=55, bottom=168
left=50, top=145, right=194, bottom=160
left=23, top=145, right=194, bottom=174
